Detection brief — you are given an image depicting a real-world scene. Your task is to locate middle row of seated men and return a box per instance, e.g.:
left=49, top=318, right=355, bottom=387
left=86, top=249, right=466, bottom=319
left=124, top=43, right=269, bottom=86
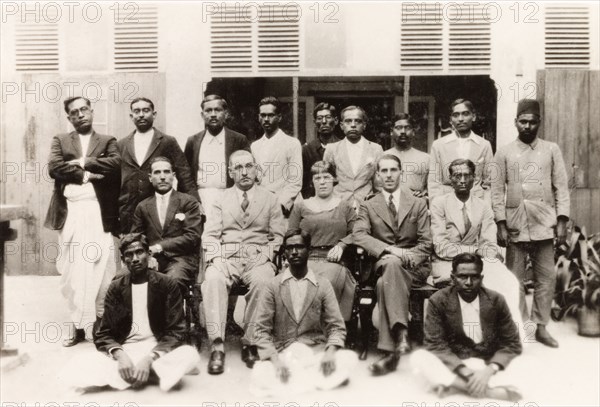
left=127, top=147, right=523, bottom=380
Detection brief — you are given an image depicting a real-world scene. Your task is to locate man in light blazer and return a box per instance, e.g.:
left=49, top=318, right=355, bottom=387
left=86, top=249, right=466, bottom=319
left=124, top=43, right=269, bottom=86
left=251, top=230, right=357, bottom=396
left=411, top=253, right=522, bottom=402
left=184, top=95, right=250, bottom=225
left=430, top=158, right=523, bottom=335
left=131, top=157, right=203, bottom=291
left=428, top=99, right=493, bottom=202
left=323, top=106, right=383, bottom=211
left=202, top=150, right=285, bottom=375
left=118, top=97, right=200, bottom=234
left=251, top=96, right=302, bottom=217
left=353, top=154, right=432, bottom=376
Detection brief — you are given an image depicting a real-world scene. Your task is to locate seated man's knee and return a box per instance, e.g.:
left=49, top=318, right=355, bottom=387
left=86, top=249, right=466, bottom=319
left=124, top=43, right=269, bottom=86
left=203, top=265, right=227, bottom=286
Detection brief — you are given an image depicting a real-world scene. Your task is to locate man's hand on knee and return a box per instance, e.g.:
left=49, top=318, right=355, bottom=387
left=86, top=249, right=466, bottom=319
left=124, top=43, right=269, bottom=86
left=114, top=349, right=135, bottom=384
left=131, top=355, right=154, bottom=388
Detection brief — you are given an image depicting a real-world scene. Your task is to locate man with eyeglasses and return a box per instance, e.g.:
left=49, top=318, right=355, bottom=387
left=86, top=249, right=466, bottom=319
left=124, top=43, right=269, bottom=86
left=45, top=96, right=120, bottom=347
left=118, top=97, right=201, bottom=234
left=411, top=253, right=522, bottom=402
left=384, top=113, right=430, bottom=198
left=301, top=103, right=340, bottom=198
left=251, top=96, right=302, bottom=218
left=430, top=159, right=523, bottom=336
left=323, top=106, right=383, bottom=211
left=201, top=150, right=285, bottom=375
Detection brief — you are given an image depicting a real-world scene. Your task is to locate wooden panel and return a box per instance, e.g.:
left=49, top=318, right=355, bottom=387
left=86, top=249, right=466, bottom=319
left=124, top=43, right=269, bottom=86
left=589, top=71, right=600, bottom=188
left=571, top=188, right=591, bottom=229
left=590, top=189, right=600, bottom=233
left=541, top=70, right=559, bottom=144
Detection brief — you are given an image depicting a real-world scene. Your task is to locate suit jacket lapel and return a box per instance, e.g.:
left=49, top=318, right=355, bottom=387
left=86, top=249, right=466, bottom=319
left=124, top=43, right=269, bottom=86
left=162, top=191, right=179, bottom=234
left=147, top=196, right=162, bottom=233
left=447, top=289, right=466, bottom=337
left=479, top=289, right=494, bottom=341
left=297, top=282, right=318, bottom=323
left=69, top=132, right=83, bottom=158
left=372, top=193, right=395, bottom=231
left=86, top=131, right=100, bottom=156
left=447, top=195, right=466, bottom=238
left=124, top=131, right=138, bottom=166
left=225, top=188, right=245, bottom=227
left=244, top=188, right=264, bottom=226
left=142, top=129, right=162, bottom=166
left=280, top=282, right=298, bottom=323
left=397, top=187, right=415, bottom=227
left=339, top=142, right=354, bottom=177
left=224, top=128, right=233, bottom=166
left=194, top=130, right=206, bottom=169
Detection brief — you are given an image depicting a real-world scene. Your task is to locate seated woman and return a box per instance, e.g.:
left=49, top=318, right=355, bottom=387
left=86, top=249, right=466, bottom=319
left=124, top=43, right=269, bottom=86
left=288, top=161, right=356, bottom=323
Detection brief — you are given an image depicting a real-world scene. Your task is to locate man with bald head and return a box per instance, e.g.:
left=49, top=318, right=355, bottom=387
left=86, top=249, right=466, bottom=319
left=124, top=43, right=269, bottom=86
left=202, top=150, right=285, bottom=375
left=492, top=99, right=570, bottom=348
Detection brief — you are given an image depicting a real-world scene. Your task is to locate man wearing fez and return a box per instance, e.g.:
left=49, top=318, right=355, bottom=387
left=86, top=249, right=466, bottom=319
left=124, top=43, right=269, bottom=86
left=492, top=99, right=570, bottom=348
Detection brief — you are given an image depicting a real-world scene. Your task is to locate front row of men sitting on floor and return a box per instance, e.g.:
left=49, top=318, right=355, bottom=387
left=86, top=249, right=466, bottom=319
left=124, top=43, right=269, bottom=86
left=63, top=151, right=527, bottom=402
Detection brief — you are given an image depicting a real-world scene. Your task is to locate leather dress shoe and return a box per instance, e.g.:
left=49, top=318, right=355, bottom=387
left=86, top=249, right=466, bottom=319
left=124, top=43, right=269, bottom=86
left=368, top=352, right=399, bottom=376
left=398, top=331, right=412, bottom=355
left=208, top=350, right=225, bottom=375
left=535, top=326, right=559, bottom=348
left=241, top=345, right=259, bottom=368
left=62, top=328, right=85, bottom=347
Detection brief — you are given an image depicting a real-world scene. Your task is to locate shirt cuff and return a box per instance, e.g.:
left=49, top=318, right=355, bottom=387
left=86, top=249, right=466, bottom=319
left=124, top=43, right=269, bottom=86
left=83, top=171, right=90, bottom=184
left=108, top=346, right=123, bottom=359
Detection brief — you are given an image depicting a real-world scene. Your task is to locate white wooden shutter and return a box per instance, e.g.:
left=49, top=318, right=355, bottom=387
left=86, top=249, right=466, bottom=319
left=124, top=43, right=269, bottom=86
left=400, top=5, right=443, bottom=71
left=15, top=15, right=59, bottom=72
left=114, top=5, right=159, bottom=71
left=257, top=5, right=300, bottom=71
left=210, top=8, right=253, bottom=72
left=448, top=5, right=491, bottom=71
left=545, top=5, right=590, bottom=68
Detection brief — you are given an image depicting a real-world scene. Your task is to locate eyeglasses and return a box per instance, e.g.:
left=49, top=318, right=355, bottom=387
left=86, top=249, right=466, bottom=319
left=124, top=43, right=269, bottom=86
left=231, top=163, right=256, bottom=172
left=68, top=106, right=91, bottom=117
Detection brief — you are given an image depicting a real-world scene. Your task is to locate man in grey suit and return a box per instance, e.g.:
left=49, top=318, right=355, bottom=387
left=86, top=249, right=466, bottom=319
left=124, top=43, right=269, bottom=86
left=251, top=230, right=357, bottom=395
left=202, top=150, right=285, bottom=375
left=118, top=97, right=200, bottom=233
left=353, top=154, right=432, bottom=375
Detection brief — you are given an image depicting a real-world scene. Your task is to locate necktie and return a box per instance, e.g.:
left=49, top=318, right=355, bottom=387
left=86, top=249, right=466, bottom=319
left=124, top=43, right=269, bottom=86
left=388, top=194, right=397, bottom=224
left=158, top=195, right=168, bottom=227
left=241, top=191, right=249, bottom=212
left=462, top=203, right=471, bottom=235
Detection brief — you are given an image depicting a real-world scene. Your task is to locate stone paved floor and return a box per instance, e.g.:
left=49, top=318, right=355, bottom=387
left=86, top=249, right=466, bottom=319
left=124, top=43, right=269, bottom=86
left=2, top=276, right=599, bottom=407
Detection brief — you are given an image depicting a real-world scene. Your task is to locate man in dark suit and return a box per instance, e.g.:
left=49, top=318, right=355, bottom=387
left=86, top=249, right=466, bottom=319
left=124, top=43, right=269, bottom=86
left=62, top=234, right=199, bottom=393
left=45, top=96, right=120, bottom=347
left=118, top=97, right=200, bottom=233
left=301, top=102, right=340, bottom=198
left=131, top=157, right=203, bottom=291
left=184, top=94, right=250, bottom=228
left=411, top=253, right=522, bottom=402
left=353, top=154, right=432, bottom=375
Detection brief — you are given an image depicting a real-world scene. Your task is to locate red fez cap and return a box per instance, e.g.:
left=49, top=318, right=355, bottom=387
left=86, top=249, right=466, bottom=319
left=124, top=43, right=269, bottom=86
left=517, top=99, right=540, bottom=117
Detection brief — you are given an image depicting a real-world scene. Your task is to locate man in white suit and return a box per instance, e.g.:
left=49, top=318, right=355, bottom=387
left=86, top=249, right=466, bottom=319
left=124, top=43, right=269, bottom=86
left=323, top=106, right=383, bottom=211
left=251, top=96, right=302, bottom=218
left=428, top=99, right=493, bottom=202
left=202, top=150, right=285, bottom=375
left=430, top=158, right=523, bottom=335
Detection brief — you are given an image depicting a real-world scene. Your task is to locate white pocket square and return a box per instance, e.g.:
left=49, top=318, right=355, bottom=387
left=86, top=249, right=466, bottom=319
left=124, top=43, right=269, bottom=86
left=175, top=213, right=185, bottom=221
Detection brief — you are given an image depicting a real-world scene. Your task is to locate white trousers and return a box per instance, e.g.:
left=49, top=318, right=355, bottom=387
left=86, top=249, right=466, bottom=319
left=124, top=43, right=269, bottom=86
left=250, top=342, right=358, bottom=397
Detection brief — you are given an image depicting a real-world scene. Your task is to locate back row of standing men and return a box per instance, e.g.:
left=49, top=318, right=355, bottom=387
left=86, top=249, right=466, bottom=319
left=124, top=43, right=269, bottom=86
left=45, top=93, right=569, bottom=395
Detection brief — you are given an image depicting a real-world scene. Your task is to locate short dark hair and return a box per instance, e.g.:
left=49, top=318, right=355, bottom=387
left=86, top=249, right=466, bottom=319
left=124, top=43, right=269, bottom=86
left=148, top=156, right=173, bottom=173
left=283, top=229, right=311, bottom=249
left=310, top=160, right=336, bottom=179
left=120, top=233, right=149, bottom=255
left=259, top=96, right=281, bottom=114
left=130, top=97, right=155, bottom=111
left=450, top=98, right=474, bottom=113
left=63, top=97, right=91, bottom=114
left=201, top=94, right=229, bottom=111
left=313, top=102, right=337, bottom=120
left=340, top=105, right=368, bottom=122
left=448, top=158, right=476, bottom=177
left=451, top=253, right=483, bottom=274
left=391, top=113, right=415, bottom=128
left=377, top=154, right=402, bottom=171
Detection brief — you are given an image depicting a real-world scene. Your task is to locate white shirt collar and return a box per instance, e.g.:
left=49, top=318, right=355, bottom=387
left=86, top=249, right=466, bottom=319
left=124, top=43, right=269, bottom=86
left=281, top=268, right=318, bottom=286
left=444, top=130, right=480, bottom=145
left=344, top=135, right=365, bottom=149
left=235, top=184, right=255, bottom=202
left=205, top=127, right=225, bottom=144
left=155, top=188, right=173, bottom=202
left=458, top=294, right=480, bottom=312
left=452, top=194, right=472, bottom=211
left=381, top=188, right=401, bottom=207
left=261, top=128, right=285, bottom=141
left=135, top=128, right=155, bottom=138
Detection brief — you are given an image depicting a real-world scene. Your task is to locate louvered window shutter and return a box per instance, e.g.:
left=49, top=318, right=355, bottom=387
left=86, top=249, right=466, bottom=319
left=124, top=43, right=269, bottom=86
left=448, top=5, right=491, bottom=71
left=545, top=5, right=590, bottom=68
left=210, top=8, right=253, bottom=72
left=15, top=15, right=59, bottom=72
left=400, top=5, right=443, bottom=71
left=257, top=5, right=300, bottom=71
left=114, top=5, right=159, bottom=71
